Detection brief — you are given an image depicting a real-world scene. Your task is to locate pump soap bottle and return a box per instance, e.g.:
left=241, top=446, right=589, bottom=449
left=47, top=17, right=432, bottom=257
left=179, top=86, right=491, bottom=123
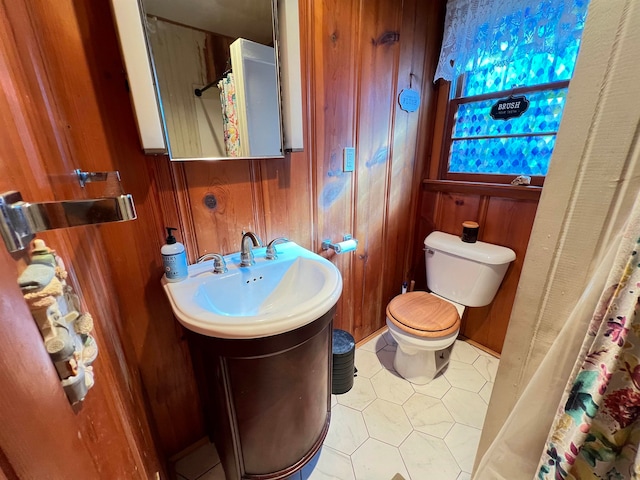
left=162, top=227, right=188, bottom=282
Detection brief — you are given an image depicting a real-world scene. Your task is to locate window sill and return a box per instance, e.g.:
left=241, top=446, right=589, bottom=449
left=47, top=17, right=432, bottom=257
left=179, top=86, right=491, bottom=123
left=422, top=179, right=542, bottom=200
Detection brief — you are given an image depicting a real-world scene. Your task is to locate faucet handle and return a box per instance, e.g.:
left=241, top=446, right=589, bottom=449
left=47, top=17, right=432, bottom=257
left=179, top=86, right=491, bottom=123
left=196, top=253, right=228, bottom=274
left=266, top=237, right=289, bottom=260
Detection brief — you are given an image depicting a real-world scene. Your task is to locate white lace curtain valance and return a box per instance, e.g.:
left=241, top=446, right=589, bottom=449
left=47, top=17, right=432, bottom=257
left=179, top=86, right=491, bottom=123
left=434, top=0, right=590, bottom=82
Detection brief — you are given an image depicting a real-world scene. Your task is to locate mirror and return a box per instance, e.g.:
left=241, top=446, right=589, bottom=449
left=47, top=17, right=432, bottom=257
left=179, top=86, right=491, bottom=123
left=141, top=0, right=284, bottom=160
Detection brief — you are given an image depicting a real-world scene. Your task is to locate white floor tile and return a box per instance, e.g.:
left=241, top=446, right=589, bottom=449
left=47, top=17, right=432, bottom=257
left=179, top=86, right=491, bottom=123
left=351, top=438, right=410, bottom=480
left=370, top=368, right=414, bottom=405
left=411, top=373, right=451, bottom=399
left=445, top=423, right=482, bottom=473
left=457, top=472, right=472, bottom=480
left=362, top=398, right=413, bottom=446
left=174, top=442, right=220, bottom=480
left=376, top=346, right=397, bottom=372
left=337, top=376, right=376, bottom=411
left=450, top=341, right=480, bottom=364
left=403, top=393, right=455, bottom=438
left=354, top=349, right=383, bottom=378
left=399, top=431, right=461, bottom=480
left=382, top=330, right=397, bottom=347
left=301, top=446, right=355, bottom=480
left=473, top=354, right=499, bottom=382
left=443, top=360, right=487, bottom=393
left=196, top=463, right=225, bottom=480
left=324, top=404, right=368, bottom=455
left=479, top=382, right=494, bottom=404
left=359, top=334, right=387, bottom=353
left=442, top=388, right=488, bottom=429
left=331, top=394, right=337, bottom=408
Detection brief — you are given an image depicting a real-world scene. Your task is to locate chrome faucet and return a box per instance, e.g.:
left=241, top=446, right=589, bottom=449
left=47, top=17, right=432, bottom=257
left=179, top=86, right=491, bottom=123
left=196, top=253, right=227, bottom=274
left=265, top=237, right=289, bottom=260
left=240, top=231, right=263, bottom=267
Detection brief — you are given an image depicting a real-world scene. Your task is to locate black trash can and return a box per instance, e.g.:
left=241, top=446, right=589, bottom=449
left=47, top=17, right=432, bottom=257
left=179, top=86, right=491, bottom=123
left=332, top=329, right=355, bottom=394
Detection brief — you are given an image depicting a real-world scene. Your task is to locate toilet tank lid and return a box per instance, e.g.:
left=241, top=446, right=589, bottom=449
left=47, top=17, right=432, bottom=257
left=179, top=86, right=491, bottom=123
left=424, top=231, right=516, bottom=265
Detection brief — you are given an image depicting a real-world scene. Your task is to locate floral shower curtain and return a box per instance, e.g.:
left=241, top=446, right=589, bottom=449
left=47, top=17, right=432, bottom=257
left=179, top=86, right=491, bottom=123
left=218, top=73, right=241, bottom=157
left=475, top=192, right=640, bottom=480
left=537, top=206, right=640, bottom=478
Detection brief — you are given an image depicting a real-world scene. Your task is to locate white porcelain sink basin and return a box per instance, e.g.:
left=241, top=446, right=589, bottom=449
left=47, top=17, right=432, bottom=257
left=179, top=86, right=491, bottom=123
left=162, top=242, right=343, bottom=338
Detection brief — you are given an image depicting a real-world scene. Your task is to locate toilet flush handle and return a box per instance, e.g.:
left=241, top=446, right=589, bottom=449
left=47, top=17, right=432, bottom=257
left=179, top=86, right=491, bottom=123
left=424, top=247, right=434, bottom=255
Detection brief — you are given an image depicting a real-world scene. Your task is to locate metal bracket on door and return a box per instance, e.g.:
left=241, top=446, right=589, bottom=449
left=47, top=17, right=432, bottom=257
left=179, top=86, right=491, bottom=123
left=74, top=169, right=121, bottom=188
left=0, top=191, right=137, bottom=253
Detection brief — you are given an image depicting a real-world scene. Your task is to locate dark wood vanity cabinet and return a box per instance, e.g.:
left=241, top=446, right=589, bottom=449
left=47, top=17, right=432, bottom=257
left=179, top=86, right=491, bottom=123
left=189, top=306, right=335, bottom=480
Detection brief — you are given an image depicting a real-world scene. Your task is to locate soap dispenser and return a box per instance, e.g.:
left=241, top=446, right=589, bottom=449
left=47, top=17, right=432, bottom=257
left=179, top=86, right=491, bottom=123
left=162, top=227, right=188, bottom=282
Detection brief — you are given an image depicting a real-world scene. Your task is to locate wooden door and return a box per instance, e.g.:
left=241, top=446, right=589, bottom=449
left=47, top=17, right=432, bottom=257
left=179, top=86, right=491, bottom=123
left=0, top=0, right=164, bottom=477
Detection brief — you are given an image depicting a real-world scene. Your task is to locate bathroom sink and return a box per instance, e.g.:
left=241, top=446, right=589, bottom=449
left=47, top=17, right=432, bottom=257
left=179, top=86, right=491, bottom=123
left=162, top=242, right=343, bottom=338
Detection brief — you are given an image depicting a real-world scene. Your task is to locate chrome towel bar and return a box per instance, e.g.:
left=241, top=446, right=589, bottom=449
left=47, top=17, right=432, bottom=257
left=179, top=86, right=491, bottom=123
left=0, top=191, right=137, bottom=253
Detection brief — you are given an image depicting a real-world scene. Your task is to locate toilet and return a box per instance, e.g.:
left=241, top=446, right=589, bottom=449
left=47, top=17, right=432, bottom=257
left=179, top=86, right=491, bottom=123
left=386, top=231, right=516, bottom=384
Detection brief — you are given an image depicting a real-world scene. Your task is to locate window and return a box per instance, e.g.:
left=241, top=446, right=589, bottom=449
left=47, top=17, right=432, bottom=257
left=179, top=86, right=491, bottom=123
left=434, top=0, right=590, bottom=185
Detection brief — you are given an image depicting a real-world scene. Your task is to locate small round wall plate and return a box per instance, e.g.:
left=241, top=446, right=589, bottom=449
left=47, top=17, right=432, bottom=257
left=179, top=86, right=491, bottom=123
left=399, top=88, right=420, bottom=112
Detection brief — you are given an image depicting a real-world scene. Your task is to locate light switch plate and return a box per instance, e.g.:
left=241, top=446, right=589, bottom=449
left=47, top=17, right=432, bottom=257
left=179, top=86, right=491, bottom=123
left=344, top=147, right=355, bottom=172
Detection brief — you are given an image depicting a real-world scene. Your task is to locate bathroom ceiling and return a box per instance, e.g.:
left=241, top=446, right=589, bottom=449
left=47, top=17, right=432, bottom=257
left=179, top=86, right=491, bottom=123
left=141, top=0, right=273, bottom=44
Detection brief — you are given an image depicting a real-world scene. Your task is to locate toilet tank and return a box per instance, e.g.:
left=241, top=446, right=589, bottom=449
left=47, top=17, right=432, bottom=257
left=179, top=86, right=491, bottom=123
left=424, top=231, right=516, bottom=307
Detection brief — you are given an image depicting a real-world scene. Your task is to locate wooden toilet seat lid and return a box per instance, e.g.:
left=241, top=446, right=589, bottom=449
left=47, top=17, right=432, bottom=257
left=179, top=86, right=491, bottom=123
left=386, top=292, right=460, bottom=338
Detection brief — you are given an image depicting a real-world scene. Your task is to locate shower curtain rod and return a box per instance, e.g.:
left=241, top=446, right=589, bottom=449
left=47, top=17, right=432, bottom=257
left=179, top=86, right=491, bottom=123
left=194, top=68, right=232, bottom=97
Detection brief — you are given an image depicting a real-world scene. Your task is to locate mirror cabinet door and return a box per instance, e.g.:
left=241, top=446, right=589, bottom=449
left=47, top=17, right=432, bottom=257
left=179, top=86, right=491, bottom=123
left=112, top=0, right=303, bottom=161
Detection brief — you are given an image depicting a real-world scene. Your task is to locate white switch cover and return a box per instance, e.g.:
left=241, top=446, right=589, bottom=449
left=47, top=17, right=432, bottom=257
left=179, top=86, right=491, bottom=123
left=344, top=147, right=355, bottom=172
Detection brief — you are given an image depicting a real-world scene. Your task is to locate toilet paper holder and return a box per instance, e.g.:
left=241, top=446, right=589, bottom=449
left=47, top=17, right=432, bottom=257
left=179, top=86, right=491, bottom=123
left=322, top=234, right=358, bottom=254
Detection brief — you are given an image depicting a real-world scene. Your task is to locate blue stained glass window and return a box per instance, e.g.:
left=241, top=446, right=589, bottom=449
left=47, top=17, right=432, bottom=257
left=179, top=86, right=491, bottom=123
left=449, top=136, right=555, bottom=176
left=453, top=89, right=567, bottom=138
left=447, top=6, right=585, bottom=178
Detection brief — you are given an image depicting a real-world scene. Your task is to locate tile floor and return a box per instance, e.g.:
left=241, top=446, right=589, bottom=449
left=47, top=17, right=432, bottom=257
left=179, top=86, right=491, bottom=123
left=173, top=330, right=498, bottom=480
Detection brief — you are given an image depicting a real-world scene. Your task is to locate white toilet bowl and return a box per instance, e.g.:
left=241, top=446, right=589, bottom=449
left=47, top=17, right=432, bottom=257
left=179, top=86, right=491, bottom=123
left=385, top=292, right=463, bottom=385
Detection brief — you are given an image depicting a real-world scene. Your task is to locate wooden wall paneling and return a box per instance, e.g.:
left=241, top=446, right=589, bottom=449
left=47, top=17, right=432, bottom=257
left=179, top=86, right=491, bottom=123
left=258, top=154, right=313, bottom=248
left=25, top=0, right=205, bottom=458
left=463, top=197, right=539, bottom=352
left=411, top=189, right=441, bottom=290
left=183, top=161, right=264, bottom=256
left=436, top=192, right=483, bottom=235
left=383, top=0, right=443, bottom=314
left=308, top=0, right=360, bottom=334
left=259, top=0, right=314, bottom=250
left=351, top=0, right=404, bottom=340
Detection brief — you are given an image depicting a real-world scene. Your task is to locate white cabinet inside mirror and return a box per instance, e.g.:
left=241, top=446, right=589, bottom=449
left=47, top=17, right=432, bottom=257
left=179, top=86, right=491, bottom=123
left=110, top=0, right=303, bottom=161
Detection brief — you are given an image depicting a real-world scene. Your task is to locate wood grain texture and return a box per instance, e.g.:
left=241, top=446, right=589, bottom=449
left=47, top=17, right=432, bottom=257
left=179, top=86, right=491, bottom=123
left=387, top=292, right=460, bottom=337
left=0, top=0, right=168, bottom=476
left=307, top=0, right=359, bottom=335
left=10, top=0, right=205, bottom=459
left=463, top=197, right=538, bottom=352
left=351, top=0, right=403, bottom=340
left=384, top=0, right=444, bottom=317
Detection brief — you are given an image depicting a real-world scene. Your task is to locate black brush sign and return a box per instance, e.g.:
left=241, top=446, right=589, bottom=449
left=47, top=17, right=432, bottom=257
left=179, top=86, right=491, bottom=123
left=490, top=95, right=530, bottom=120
